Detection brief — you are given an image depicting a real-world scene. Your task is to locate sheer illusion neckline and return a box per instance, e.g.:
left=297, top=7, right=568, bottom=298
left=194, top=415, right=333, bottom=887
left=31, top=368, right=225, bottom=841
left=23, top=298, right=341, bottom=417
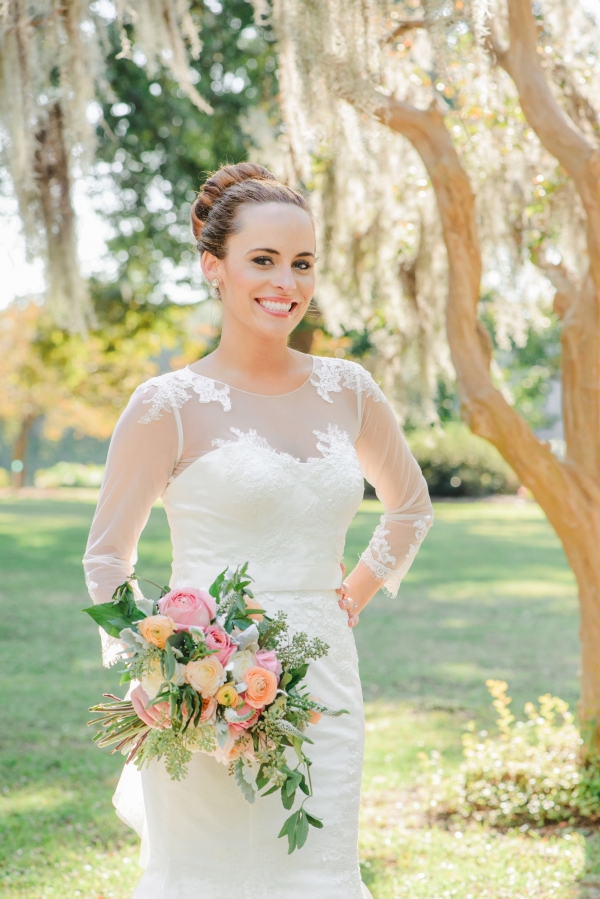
left=184, top=355, right=316, bottom=399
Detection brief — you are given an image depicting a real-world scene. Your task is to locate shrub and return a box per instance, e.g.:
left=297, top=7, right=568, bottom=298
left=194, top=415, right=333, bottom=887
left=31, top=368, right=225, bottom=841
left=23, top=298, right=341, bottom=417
left=407, top=423, right=519, bottom=496
left=0, top=467, right=9, bottom=488
left=34, top=462, right=105, bottom=488
left=421, top=680, right=600, bottom=828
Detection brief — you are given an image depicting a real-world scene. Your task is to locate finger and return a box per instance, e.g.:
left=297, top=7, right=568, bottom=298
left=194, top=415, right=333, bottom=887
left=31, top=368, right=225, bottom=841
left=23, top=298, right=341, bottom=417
left=348, top=614, right=359, bottom=628
left=340, top=562, right=347, bottom=578
left=132, top=695, right=157, bottom=728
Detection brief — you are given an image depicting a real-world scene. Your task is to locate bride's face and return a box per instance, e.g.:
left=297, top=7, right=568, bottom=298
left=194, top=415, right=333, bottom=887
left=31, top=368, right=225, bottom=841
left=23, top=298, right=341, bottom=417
left=201, top=202, right=316, bottom=340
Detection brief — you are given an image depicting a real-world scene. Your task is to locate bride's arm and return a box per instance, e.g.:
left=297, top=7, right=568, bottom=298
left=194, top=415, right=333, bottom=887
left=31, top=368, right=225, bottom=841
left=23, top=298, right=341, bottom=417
left=341, top=387, right=433, bottom=623
left=83, top=382, right=179, bottom=665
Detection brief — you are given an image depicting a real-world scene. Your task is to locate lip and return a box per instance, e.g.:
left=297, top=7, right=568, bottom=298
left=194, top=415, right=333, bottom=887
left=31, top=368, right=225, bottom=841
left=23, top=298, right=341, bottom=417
left=254, top=297, right=298, bottom=317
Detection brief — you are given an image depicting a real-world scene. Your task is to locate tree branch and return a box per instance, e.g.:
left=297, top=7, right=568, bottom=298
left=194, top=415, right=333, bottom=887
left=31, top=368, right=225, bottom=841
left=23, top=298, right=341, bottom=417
left=382, top=20, right=426, bottom=44
left=496, top=0, right=600, bottom=482
left=529, top=248, right=579, bottom=319
left=368, top=90, right=574, bottom=534
left=497, top=0, right=600, bottom=292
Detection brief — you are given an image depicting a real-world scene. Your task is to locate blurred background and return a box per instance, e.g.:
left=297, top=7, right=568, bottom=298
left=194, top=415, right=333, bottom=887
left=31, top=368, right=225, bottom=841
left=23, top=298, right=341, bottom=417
left=3, top=2, right=600, bottom=897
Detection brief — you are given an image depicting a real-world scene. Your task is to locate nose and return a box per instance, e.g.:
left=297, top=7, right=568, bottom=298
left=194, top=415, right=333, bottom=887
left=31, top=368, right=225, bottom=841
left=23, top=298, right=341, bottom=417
left=270, top=264, right=296, bottom=293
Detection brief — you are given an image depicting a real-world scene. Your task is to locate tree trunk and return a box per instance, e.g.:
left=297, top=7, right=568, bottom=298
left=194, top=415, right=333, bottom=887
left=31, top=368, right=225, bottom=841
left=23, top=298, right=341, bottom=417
left=11, top=414, right=37, bottom=489
left=363, top=69, right=600, bottom=731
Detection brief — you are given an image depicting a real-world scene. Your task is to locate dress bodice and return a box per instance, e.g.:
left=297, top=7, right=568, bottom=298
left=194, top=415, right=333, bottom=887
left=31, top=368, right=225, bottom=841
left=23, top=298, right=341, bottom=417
left=164, top=425, right=365, bottom=593
left=83, top=355, right=433, bottom=666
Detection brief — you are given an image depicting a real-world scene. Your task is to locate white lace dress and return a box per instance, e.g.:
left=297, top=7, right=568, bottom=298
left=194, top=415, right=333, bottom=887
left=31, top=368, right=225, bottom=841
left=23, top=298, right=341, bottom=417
left=83, top=355, right=433, bottom=899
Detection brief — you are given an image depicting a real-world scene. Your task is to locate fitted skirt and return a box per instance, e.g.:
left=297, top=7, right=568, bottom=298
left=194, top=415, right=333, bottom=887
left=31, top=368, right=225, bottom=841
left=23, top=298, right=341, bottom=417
left=114, top=589, right=372, bottom=899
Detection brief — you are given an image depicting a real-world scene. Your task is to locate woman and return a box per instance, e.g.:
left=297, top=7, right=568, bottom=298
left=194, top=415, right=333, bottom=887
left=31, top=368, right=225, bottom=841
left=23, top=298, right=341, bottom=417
left=83, top=162, right=433, bottom=898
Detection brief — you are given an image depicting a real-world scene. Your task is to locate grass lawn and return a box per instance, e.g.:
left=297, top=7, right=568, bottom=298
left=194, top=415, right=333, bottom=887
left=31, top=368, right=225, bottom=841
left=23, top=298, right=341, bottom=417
left=0, top=494, right=596, bottom=898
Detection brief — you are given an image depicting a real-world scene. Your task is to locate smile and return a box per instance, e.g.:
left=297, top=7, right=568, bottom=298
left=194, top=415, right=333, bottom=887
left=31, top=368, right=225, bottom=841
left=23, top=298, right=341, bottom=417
left=255, top=298, right=298, bottom=316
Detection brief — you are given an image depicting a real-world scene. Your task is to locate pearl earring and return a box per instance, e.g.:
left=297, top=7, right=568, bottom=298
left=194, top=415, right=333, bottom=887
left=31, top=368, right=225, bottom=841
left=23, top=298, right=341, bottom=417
left=209, top=278, right=220, bottom=299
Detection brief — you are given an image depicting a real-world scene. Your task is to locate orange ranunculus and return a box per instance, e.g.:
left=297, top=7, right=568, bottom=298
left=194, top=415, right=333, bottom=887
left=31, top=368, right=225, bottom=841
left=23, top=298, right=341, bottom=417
left=138, top=614, right=176, bottom=649
left=243, top=666, right=278, bottom=709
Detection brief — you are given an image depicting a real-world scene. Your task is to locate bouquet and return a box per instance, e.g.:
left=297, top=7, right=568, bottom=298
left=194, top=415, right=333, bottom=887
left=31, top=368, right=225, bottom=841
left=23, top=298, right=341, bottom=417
left=84, top=563, right=346, bottom=853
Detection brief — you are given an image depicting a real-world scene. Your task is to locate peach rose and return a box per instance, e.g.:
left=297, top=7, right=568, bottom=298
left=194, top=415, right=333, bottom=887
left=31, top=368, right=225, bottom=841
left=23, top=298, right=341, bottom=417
left=214, top=730, right=254, bottom=763
left=138, top=614, right=175, bottom=649
left=255, top=648, right=282, bottom=678
left=216, top=683, right=243, bottom=708
left=243, top=666, right=278, bottom=710
left=308, top=696, right=322, bottom=725
left=228, top=702, right=261, bottom=731
left=204, top=625, right=237, bottom=666
left=158, top=588, right=216, bottom=629
left=185, top=656, right=225, bottom=698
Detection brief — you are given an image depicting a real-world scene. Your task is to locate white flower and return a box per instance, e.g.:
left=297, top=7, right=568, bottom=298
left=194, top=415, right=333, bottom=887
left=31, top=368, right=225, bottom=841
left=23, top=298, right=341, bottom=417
left=230, top=649, right=257, bottom=682
left=234, top=624, right=259, bottom=652
left=141, top=659, right=185, bottom=700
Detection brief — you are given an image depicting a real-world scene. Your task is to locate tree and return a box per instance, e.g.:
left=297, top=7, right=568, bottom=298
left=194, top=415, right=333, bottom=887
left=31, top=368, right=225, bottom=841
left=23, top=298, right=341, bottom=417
left=267, top=0, right=600, bottom=737
left=0, top=299, right=183, bottom=487
left=0, top=0, right=264, bottom=330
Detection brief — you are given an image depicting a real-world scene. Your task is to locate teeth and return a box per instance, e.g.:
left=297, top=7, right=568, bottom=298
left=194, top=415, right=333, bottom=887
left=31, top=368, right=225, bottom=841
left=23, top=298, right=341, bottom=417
left=258, top=299, right=292, bottom=312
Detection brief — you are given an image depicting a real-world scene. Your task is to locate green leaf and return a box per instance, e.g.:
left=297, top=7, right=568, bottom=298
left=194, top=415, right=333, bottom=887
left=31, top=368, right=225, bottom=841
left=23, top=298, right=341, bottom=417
left=278, top=811, right=296, bottom=839
left=284, top=772, right=302, bottom=796
left=306, top=813, right=323, bottom=829
left=162, top=642, right=176, bottom=680
left=82, top=603, right=125, bottom=638
left=296, top=809, right=309, bottom=849
left=261, top=783, right=280, bottom=797
left=233, top=758, right=256, bottom=804
left=298, top=775, right=310, bottom=796
left=281, top=787, right=296, bottom=810
left=255, top=767, right=270, bottom=791
left=209, top=569, right=227, bottom=601
left=119, top=671, right=132, bottom=685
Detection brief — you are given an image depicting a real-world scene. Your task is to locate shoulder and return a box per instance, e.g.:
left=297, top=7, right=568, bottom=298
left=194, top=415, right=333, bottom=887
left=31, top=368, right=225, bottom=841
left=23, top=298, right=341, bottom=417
left=132, top=368, right=231, bottom=423
left=310, top=356, right=386, bottom=404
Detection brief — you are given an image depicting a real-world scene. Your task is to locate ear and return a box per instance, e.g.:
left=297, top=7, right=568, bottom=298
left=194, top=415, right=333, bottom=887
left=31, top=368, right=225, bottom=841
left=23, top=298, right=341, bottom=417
left=201, top=251, right=222, bottom=283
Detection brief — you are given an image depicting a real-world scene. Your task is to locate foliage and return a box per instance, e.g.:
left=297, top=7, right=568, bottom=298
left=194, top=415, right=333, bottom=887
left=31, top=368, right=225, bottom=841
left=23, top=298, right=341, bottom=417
left=0, top=299, right=180, bottom=484
left=95, top=1, right=279, bottom=310
left=421, top=679, right=600, bottom=828
left=406, top=423, right=519, bottom=496
left=34, top=462, right=105, bottom=489
left=264, top=0, right=594, bottom=421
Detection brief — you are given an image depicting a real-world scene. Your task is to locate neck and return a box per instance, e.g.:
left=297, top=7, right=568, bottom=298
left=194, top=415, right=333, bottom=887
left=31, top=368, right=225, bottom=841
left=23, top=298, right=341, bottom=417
left=213, top=319, right=297, bottom=381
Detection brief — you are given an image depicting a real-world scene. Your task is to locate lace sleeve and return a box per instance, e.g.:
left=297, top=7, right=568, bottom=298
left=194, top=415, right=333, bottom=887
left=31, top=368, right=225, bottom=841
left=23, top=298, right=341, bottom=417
left=355, top=387, right=433, bottom=597
left=82, top=378, right=180, bottom=666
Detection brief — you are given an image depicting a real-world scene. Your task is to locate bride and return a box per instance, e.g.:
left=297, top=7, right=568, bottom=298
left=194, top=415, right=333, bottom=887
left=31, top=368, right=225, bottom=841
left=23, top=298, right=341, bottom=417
left=83, top=162, right=433, bottom=898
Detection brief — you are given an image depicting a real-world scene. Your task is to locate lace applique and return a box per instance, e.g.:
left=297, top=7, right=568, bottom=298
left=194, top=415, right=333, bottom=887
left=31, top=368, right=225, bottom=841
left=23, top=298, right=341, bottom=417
left=311, top=423, right=353, bottom=459
left=137, top=368, right=231, bottom=423
left=406, top=515, right=432, bottom=560
left=212, top=428, right=300, bottom=464
left=360, top=524, right=396, bottom=583
left=85, top=572, right=98, bottom=602
left=361, top=515, right=433, bottom=598
left=310, top=357, right=385, bottom=404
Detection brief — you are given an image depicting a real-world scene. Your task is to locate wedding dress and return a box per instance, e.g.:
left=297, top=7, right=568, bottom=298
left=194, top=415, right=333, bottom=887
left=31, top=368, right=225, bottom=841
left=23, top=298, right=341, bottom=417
left=83, top=355, right=433, bottom=899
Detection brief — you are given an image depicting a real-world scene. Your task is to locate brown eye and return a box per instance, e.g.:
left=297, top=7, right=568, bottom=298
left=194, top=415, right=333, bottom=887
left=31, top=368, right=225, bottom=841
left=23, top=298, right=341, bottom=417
left=251, top=256, right=273, bottom=266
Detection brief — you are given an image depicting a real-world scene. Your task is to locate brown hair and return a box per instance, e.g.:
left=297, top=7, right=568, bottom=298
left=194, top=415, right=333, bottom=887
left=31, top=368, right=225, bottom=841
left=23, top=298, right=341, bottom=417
left=191, top=162, right=312, bottom=258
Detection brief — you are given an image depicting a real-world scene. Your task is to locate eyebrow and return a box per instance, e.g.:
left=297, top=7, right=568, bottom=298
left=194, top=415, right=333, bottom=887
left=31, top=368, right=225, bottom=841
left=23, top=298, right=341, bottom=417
left=247, top=247, right=315, bottom=257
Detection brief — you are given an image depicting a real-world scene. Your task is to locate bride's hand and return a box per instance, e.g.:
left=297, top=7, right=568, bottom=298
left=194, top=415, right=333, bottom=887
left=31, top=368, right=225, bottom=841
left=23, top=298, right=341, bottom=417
left=336, top=562, right=359, bottom=628
left=130, top=683, right=164, bottom=728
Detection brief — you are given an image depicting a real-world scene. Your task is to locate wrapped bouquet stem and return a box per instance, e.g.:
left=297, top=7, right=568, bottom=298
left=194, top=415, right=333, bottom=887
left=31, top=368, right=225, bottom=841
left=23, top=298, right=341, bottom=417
left=85, top=563, right=347, bottom=853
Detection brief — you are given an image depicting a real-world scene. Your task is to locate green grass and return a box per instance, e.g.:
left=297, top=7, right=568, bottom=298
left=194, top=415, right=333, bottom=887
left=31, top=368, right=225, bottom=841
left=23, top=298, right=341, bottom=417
left=0, top=495, right=596, bottom=898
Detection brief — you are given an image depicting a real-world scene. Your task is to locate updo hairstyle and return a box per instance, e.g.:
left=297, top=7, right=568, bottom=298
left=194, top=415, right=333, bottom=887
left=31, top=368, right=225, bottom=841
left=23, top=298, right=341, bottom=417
left=191, top=162, right=312, bottom=259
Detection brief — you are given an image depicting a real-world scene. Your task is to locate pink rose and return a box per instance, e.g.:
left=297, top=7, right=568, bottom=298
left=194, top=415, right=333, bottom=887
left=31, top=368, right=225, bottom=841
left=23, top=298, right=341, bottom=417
left=204, top=625, right=237, bottom=666
left=228, top=702, right=261, bottom=731
left=157, top=588, right=216, bottom=629
left=213, top=730, right=254, bottom=764
left=255, top=648, right=282, bottom=678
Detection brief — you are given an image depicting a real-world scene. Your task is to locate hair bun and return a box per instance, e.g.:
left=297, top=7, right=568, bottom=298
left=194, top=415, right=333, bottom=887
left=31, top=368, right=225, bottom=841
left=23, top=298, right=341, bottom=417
left=191, top=162, right=276, bottom=240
